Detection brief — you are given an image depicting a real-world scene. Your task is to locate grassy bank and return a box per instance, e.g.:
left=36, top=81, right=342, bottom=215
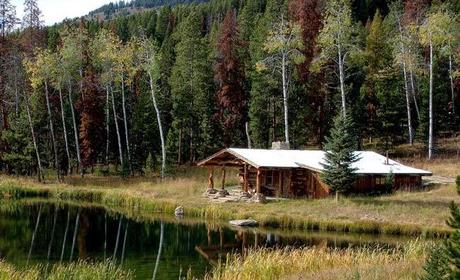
left=207, top=241, right=429, bottom=280
left=0, top=260, right=132, bottom=280
left=0, top=160, right=458, bottom=237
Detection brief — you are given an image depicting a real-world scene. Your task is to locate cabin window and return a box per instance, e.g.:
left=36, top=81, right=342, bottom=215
left=375, top=177, right=386, bottom=185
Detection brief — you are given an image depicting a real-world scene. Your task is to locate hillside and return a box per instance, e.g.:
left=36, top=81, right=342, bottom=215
left=88, top=0, right=209, bottom=20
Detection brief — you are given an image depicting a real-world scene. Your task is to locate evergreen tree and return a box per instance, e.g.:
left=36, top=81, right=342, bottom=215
left=169, top=10, right=214, bottom=163
left=361, top=9, right=392, bottom=143
left=214, top=10, right=247, bottom=147
left=320, top=113, right=360, bottom=198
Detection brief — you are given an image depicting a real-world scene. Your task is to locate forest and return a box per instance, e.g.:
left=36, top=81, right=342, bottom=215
left=0, top=0, right=459, bottom=179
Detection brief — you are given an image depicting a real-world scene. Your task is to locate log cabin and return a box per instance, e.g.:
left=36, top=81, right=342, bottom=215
left=197, top=147, right=432, bottom=199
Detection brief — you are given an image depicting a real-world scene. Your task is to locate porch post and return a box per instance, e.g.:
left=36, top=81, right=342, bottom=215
left=208, top=167, right=214, bottom=190
left=221, top=166, right=226, bottom=190
left=219, top=166, right=229, bottom=196
left=243, top=164, right=248, bottom=193
left=256, top=168, right=261, bottom=194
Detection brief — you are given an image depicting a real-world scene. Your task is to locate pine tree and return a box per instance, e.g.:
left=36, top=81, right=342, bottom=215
left=21, top=0, right=43, bottom=53
left=214, top=10, right=247, bottom=147
left=361, top=10, right=391, bottom=143
left=169, top=10, right=213, bottom=163
left=320, top=113, right=360, bottom=199
left=288, top=0, right=322, bottom=83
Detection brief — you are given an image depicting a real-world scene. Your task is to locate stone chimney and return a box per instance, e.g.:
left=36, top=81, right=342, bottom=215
left=271, top=141, right=290, bottom=150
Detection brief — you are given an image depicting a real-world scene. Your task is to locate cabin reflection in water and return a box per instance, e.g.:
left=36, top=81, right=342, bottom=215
left=194, top=226, right=398, bottom=265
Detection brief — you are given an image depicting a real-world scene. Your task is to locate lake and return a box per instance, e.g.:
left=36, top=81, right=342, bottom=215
left=0, top=199, right=419, bottom=279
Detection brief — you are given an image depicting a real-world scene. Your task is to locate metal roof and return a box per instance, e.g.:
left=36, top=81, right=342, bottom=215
left=199, top=148, right=432, bottom=176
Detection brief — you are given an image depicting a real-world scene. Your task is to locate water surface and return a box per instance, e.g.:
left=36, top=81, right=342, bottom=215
left=0, top=199, right=419, bottom=279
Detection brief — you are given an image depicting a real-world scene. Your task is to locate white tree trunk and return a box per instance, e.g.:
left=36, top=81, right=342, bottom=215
left=409, top=71, right=421, bottom=121
left=402, top=63, right=413, bottom=145
left=106, top=86, right=110, bottom=166
left=68, top=81, right=82, bottom=177
left=428, top=40, right=434, bottom=160
left=281, top=53, right=290, bottom=144
left=121, top=77, right=131, bottom=172
left=152, top=222, right=164, bottom=280
left=148, top=73, right=166, bottom=179
left=58, top=86, right=71, bottom=175
left=449, top=55, right=456, bottom=115
left=245, top=122, right=252, bottom=149
left=397, top=21, right=413, bottom=145
left=338, top=45, right=346, bottom=118
left=44, top=81, right=60, bottom=181
left=25, top=94, right=43, bottom=181
left=111, top=86, right=124, bottom=169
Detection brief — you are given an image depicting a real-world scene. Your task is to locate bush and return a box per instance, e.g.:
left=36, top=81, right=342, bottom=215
left=456, top=176, right=460, bottom=195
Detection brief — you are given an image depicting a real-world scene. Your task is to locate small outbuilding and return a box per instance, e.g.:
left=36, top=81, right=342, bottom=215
left=197, top=148, right=432, bottom=199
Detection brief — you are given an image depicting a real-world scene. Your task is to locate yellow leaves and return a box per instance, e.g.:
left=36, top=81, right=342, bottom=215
left=419, top=9, right=457, bottom=48
left=23, top=48, right=53, bottom=90
left=255, top=61, right=267, bottom=72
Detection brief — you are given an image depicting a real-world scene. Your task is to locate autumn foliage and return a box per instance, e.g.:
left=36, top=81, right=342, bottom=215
left=214, top=10, right=247, bottom=147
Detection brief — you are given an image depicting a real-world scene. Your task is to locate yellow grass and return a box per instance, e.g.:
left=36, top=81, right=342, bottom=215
left=207, top=241, right=429, bottom=280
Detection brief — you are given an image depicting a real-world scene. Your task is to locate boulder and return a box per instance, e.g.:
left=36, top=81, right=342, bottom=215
left=218, top=189, right=230, bottom=197
left=250, top=193, right=267, bottom=204
left=229, top=219, right=259, bottom=227
left=174, top=206, right=184, bottom=216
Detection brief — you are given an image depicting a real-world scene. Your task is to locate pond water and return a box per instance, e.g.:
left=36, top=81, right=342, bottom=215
left=0, top=199, right=419, bottom=279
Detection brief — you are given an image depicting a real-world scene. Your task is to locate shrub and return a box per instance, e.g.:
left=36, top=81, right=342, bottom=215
left=456, top=176, right=460, bottom=194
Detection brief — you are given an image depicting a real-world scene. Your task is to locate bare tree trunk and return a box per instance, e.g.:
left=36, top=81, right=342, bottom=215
left=148, top=73, right=166, bottom=179
left=397, top=21, right=413, bottom=145
left=449, top=55, right=456, bottom=116
left=121, top=77, right=131, bottom=172
left=111, top=86, right=124, bottom=170
left=58, top=86, right=71, bottom=175
left=338, top=45, right=346, bottom=118
left=409, top=71, right=420, bottom=121
left=113, top=217, right=123, bottom=260
left=25, top=95, right=43, bottom=181
left=68, top=80, right=82, bottom=177
left=27, top=204, right=42, bottom=266
left=428, top=40, right=434, bottom=160
left=47, top=207, right=58, bottom=260
left=44, top=81, right=60, bottom=181
left=152, top=222, right=164, bottom=280
left=60, top=209, right=70, bottom=263
left=245, top=122, right=252, bottom=149
left=121, top=221, right=129, bottom=266
left=104, top=213, right=107, bottom=259
left=281, top=53, right=289, bottom=144
left=178, top=127, right=182, bottom=164
left=402, top=64, right=413, bottom=145
left=69, top=209, right=80, bottom=261
left=105, top=86, right=110, bottom=167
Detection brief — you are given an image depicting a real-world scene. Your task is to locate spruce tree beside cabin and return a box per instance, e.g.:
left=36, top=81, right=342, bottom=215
left=320, top=113, right=360, bottom=197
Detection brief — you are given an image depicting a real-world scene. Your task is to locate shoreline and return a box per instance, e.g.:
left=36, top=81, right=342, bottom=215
left=0, top=176, right=452, bottom=238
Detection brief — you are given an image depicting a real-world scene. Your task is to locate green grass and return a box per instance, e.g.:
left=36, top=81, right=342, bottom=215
left=207, top=241, right=429, bottom=280
left=0, top=165, right=458, bottom=238
left=0, top=260, right=132, bottom=280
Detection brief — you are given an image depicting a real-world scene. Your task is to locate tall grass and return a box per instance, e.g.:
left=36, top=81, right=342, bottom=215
left=0, top=260, right=132, bottom=280
left=208, top=241, right=429, bottom=280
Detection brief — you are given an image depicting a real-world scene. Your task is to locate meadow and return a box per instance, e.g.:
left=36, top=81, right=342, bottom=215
left=0, top=153, right=458, bottom=238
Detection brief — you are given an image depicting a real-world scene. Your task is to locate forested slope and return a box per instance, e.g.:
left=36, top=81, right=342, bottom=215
left=0, top=0, right=458, bottom=178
